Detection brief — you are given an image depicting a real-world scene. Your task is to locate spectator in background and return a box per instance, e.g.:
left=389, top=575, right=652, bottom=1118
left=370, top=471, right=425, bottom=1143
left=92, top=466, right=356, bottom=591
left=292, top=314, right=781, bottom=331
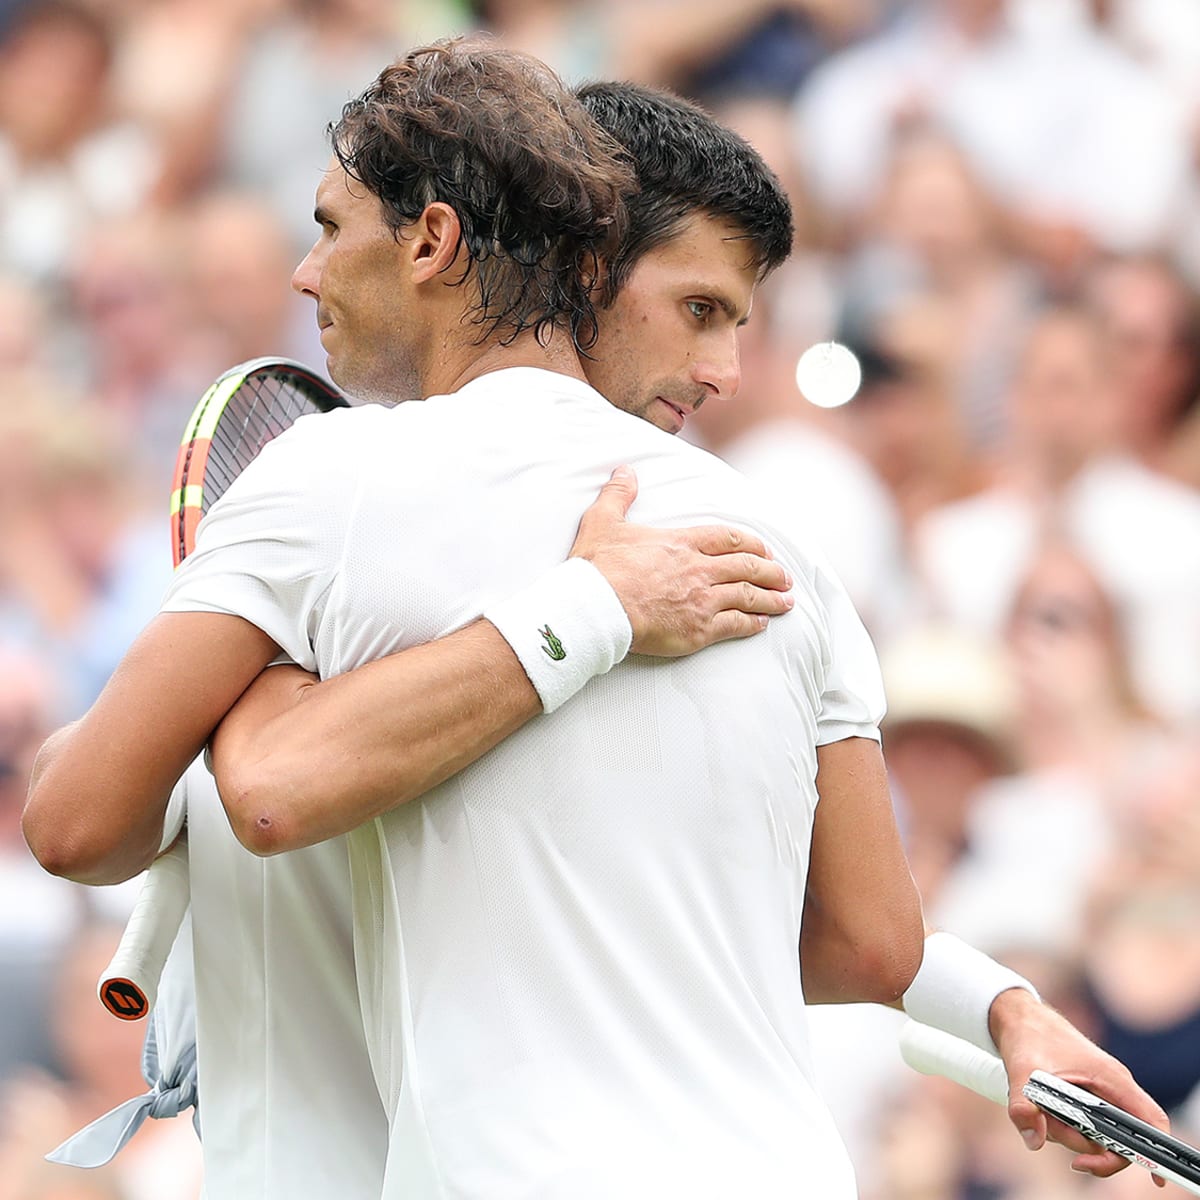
left=181, top=188, right=321, bottom=370
left=1083, top=251, right=1200, bottom=490
left=100, top=0, right=282, bottom=205
left=836, top=297, right=990, bottom=533
left=794, top=0, right=1190, bottom=287
left=1101, top=0, right=1200, bottom=111
left=0, top=642, right=74, bottom=1090
left=838, top=125, right=1040, bottom=454
left=864, top=1066, right=1094, bottom=1200
left=876, top=623, right=1016, bottom=906
left=0, top=0, right=159, bottom=285
left=866, top=697, right=1200, bottom=1196
left=915, top=301, right=1200, bottom=722
left=1081, top=738, right=1200, bottom=1126
left=63, top=213, right=211, bottom=479
left=217, top=0, right=445, bottom=253
left=0, top=401, right=170, bottom=717
left=0, top=273, right=56, bottom=391
left=469, top=0, right=878, bottom=96
left=634, top=0, right=881, bottom=101
left=933, top=536, right=1174, bottom=959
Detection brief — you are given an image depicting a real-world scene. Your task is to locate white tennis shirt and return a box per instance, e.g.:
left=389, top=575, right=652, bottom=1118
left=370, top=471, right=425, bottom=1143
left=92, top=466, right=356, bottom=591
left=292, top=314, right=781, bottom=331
left=164, top=367, right=885, bottom=1199
left=162, top=764, right=385, bottom=1200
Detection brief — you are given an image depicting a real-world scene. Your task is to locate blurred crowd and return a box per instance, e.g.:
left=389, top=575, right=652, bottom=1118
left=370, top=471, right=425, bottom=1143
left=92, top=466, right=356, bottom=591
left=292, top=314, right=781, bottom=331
left=0, top=0, right=1198, bottom=1196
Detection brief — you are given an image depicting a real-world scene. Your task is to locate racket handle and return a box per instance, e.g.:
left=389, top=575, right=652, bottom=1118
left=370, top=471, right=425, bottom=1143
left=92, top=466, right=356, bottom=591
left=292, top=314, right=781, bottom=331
left=98, top=838, right=190, bottom=1021
left=899, top=1020, right=1010, bottom=1106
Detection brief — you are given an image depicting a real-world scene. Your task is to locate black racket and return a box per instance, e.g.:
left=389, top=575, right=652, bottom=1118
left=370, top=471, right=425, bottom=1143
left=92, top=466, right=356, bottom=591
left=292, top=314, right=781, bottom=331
left=902, top=1020, right=1200, bottom=1194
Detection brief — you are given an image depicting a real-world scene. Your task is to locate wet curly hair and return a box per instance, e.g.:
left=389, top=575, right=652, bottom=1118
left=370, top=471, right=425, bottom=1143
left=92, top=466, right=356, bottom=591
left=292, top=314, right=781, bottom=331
left=330, top=38, right=635, bottom=350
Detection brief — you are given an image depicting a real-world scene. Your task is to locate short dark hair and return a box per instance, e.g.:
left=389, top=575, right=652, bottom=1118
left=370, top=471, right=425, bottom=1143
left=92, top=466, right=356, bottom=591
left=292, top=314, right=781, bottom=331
left=331, top=38, right=634, bottom=349
left=575, top=81, right=793, bottom=302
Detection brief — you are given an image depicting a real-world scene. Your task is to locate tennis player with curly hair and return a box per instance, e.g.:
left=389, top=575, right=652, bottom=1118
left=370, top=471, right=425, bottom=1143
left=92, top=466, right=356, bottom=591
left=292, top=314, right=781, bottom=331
left=28, top=42, right=1171, bottom=1200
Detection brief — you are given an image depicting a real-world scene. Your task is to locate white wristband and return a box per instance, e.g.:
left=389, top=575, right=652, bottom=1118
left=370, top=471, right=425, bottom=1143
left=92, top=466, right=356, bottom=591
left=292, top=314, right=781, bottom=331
left=902, top=931, right=1040, bottom=1057
left=484, top=558, right=633, bottom=714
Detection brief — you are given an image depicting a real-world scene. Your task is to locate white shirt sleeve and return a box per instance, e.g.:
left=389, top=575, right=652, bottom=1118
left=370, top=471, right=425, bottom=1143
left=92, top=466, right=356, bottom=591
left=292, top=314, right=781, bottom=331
left=159, top=414, right=359, bottom=672
left=812, top=560, right=887, bottom=746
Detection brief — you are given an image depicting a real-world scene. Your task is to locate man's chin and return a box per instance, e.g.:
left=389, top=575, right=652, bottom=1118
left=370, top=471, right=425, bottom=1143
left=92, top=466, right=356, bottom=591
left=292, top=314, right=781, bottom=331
left=324, top=356, right=368, bottom=402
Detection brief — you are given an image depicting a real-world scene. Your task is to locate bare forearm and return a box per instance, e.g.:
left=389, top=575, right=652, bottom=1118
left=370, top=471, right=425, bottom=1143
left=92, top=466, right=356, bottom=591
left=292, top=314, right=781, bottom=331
left=23, top=611, right=278, bottom=883
left=614, top=0, right=781, bottom=83
left=213, top=619, right=540, bottom=854
left=613, top=0, right=870, bottom=84
left=26, top=717, right=189, bottom=885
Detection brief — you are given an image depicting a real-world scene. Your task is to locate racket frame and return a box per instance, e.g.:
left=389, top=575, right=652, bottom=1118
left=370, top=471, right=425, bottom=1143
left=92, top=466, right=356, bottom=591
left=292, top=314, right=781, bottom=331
left=169, top=356, right=347, bottom=565
left=100, top=358, right=347, bottom=1018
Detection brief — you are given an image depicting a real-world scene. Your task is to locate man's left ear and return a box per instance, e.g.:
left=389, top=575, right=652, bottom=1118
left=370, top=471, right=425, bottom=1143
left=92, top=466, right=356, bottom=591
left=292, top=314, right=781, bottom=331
left=409, top=202, right=464, bottom=283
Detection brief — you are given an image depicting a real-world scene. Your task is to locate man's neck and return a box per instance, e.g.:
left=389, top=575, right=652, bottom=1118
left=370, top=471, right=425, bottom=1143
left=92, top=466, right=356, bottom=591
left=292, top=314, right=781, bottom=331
left=421, top=326, right=589, bottom=397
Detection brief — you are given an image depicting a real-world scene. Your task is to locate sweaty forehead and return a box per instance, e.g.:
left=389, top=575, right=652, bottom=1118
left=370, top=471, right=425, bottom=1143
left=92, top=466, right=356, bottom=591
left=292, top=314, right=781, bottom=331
left=314, top=158, right=351, bottom=207
left=313, top=159, right=386, bottom=227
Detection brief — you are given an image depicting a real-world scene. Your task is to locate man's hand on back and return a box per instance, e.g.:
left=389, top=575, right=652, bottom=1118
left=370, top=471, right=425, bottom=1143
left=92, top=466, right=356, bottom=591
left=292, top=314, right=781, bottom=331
left=570, top=466, right=794, bottom=656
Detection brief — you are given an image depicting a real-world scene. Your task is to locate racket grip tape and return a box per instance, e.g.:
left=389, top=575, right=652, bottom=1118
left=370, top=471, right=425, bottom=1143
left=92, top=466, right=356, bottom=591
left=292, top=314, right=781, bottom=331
left=899, top=1019, right=1010, bottom=1106
left=98, top=839, right=190, bottom=1020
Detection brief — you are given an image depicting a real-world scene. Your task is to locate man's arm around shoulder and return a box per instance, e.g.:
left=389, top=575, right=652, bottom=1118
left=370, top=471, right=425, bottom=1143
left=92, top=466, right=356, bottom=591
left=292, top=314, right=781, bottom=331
left=210, top=467, right=797, bottom=854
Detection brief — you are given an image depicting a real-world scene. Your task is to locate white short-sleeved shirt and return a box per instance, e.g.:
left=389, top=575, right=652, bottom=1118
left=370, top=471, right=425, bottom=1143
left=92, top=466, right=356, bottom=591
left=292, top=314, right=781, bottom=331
left=162, top=761, right=386, bottom=1200
left=164, top=367, right=885, bottom=1199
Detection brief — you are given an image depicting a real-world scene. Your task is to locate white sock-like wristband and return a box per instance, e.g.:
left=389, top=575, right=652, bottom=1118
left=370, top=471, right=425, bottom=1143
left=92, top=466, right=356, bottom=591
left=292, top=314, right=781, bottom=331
left=484, top=558, right=633, bottom=714
left=903, top=931, right=1041, bottom=1057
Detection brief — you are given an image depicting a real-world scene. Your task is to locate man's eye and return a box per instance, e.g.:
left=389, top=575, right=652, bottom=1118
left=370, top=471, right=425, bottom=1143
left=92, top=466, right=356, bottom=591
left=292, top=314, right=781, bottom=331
left=687, top=301, right=712, bottom=320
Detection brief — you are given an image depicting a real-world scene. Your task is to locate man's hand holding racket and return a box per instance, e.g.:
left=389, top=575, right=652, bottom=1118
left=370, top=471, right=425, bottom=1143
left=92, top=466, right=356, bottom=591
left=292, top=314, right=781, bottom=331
left=903, top=988, right=1185, bottom=1190
left=986, top=986, right=1173, bottom=1182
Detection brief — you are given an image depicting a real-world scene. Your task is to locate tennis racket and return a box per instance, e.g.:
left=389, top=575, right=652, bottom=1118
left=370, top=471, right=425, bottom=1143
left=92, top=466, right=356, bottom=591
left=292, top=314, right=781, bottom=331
left=98, top=357, right=348, bottom=1019
left=900, top=1019, right=1200, bottom=1194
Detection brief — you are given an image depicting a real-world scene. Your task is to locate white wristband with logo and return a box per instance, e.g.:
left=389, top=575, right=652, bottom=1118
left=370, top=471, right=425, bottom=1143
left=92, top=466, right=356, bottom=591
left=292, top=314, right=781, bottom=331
left=903, top=931, right=1041, bottom=1057
left=484, top=558, right=633, bottom=714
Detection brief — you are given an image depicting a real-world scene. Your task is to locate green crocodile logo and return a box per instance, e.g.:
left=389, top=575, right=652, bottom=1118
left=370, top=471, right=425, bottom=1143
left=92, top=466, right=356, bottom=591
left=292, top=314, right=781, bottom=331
left=539, top=625, right=566, bottom=661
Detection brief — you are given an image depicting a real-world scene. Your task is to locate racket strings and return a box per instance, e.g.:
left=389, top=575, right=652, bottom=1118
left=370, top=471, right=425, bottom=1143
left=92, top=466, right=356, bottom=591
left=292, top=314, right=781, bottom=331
left=172, top=361, right=345, bottom=565
left=201, top=375, right=325, bottom=514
